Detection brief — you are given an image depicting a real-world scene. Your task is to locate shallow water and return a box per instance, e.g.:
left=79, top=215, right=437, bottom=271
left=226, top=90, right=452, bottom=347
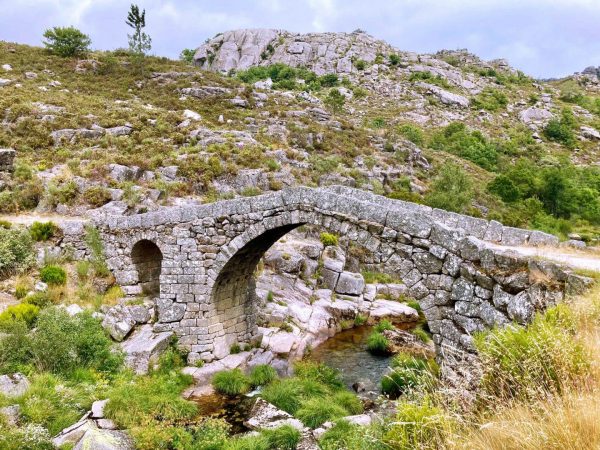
left=194, top=392, right=256, bottom=434
left=308, top=325, right=394, bottom=392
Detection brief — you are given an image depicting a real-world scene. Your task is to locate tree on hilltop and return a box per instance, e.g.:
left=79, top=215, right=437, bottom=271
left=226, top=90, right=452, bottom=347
left=43, top=26, right=91, bottom=57
left=126, top=4, right=151, bottom=55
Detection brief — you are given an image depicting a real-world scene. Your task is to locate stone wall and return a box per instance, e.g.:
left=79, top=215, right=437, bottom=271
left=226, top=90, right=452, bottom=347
left=95, top=186, right=591, bottom=364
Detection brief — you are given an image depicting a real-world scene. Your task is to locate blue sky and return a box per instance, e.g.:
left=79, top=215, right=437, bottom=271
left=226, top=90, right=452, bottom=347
left=1, top=0, right=600, bottom=78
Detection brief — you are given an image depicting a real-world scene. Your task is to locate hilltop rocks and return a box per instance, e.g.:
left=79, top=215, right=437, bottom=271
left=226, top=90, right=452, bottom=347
left=0, top=78, right=12, bottom=87
left=178, top=86, right=231, bottom=98
left=195, top=29, right=394, bottom=75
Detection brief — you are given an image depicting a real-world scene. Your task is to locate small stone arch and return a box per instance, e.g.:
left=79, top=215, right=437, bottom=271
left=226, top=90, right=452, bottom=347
left=131, top=239, right=163, bottom=297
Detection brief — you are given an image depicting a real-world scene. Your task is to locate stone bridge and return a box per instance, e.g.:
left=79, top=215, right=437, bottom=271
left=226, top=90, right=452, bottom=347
left=96, top=186, right=590, bottom=363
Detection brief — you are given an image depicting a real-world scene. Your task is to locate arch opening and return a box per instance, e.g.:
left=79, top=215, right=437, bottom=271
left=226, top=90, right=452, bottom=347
left=131, top=239, right=163, bottom=297
left=211, top=223, right=303, bottom=352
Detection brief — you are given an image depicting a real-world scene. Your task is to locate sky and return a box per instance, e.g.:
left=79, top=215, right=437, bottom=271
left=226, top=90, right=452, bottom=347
left=1, top=0, right=600, bottom=78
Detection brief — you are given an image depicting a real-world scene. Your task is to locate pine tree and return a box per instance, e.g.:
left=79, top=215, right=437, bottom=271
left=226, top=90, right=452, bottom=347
left=126, top=4, right=151, bottom=55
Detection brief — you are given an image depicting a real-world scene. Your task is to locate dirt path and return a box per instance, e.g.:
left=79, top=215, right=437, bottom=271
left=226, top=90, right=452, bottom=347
left=0, top=214, right=88, bottom=226
left=492, top=244, right=600, bottom=273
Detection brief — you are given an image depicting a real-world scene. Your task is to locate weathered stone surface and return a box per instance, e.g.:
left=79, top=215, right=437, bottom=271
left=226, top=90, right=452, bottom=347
left=245, top=398, right=305, bottom=431
left=52, top=417, right=134, bottom=450
left=120, top=325, right=173, bottom=374
left=0, top=373, right=29, bottom=397
left=335, top=272, right=365, bottom=295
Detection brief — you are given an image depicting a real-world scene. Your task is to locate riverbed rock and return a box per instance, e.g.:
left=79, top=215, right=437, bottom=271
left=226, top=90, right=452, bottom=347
left=381, top=328, right=435, bottom=358
left=52, top=416, right=134, bottom=450
left=245, top=398, right=305, bottom=431
left=120, top=325, right=173, bottom=374
left=368, top=300, right=419, bottom=324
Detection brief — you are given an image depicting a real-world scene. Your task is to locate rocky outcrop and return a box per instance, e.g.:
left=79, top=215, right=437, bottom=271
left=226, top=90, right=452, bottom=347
left=0, top=373, right=29, bottom=397
left=194, top=29, right=395, bottom=75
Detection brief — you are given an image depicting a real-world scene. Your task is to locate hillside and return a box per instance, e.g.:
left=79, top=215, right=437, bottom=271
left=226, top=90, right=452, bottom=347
left=1, top=31, right=600, bottom=241
left=2, top=28, right=600, bottom=450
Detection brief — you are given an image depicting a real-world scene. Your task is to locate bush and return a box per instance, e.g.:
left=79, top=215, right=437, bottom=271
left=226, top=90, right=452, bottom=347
left=319, top=232, right=339, bottom=247
left=381, top=354, right=439, bottom=397
left=425, top=163, right=474, bottom=213
left=366, top=332, right=390, bottom=355
left=430, top=122, right=498, bottom=170
left=472, top=88, right=508, bottom=111
left=296, top=398, right=348, bottom=428
left=249, top=364, right=278, bottom=387
left=43, top=26, right=91, bottom=57
left=23, top=291, right=51, bottom=308
left=0, top=307, right=122, bottom=376
left=389, top=53, right=401, bottom=66
left=399, top=123, right=425, bottom=146
left=488, top=175, right=520, bottom=203
left=0, top=228, right=34, bottom=277
left=83, top=186, right=112, bottom=207
left=212, top=368, right=251, bottom=395
left=39, top=265, right=67, bottom=286
left=0, top=303, right=39, bottom=329
left=29, top=221, right=58, bottom=242
left=474, top=304, right=590, bottom=401
left=544, top=118, right=576, bottom=148
left=354, top=59, right=367, bottom=70
left=324, top=88, right=345, bottom=113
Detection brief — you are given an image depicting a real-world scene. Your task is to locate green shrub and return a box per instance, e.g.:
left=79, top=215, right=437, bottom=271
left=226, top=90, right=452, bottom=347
left=544, top=118, right=576, bottom=148
left=43, top=26, right=91, bottom=57
left=0, top=303, right=39, bottom=329
left=83, top=186, right=112, bottom=207
left=296, top=398, right=348, bottom=428
left=319, top=232, right=339, bottom=247
left=488, top=175, right=521, bottom=203
left=399, top=123, right=425, bottom=146
left=354, top=314, right=367, bottom=326
left=0, top=307, right=122, bottom=376
left=389, top=53, right=401, bottom=66
left=39, top=265, right=67, bottom=286
left=412, top=326, right=431, bottom=343
left=23, top=291, right=51, bottom=308
left=324, top=88, right=345, bottom=113
left=29, top=221, right=58, bottom=241
left=425, top=163, right=474, bottom=213
left=14, top=281, right=30, bottom=299
left=429, top=122, right=498, bottom=170
left=249, top=364, right=278, bottom=387
left=0, top=220, right=11, bottom=229
left=84, top=225, right=110, bottom=277
left=354, top=59, right=367, bottom=70
left=381, top=354, right=439, bottom=397
left=230, top=343, right=241, bottom=354
left=366, top=332, right=390, bottom=355
left=190, top=418, right=231, bottom=449
left=474, top=304, right=590, bottom=401
left=472, top=88, right=508, bottom=111
left=0, top=228, right=34, bottom=277
left=212, top=368, right=251, bottom=395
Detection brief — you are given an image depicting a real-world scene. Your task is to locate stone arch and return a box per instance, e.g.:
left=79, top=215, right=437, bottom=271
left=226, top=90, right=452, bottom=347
left=131, top=239, right=163, bottom=296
